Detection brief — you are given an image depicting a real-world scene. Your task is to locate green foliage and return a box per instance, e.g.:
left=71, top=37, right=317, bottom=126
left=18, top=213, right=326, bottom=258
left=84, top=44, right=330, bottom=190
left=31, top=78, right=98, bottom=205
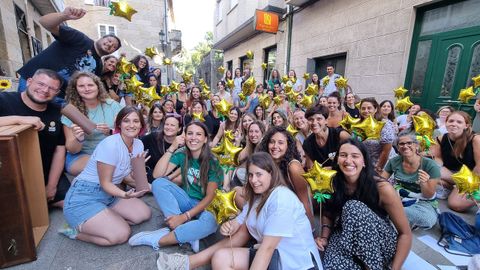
left=175, top=32, right=214, bottom=74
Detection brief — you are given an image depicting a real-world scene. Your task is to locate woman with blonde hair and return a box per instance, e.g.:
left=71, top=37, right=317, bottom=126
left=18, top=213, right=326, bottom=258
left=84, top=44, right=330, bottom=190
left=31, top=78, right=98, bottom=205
left=61, top=71, right=122, bottom=176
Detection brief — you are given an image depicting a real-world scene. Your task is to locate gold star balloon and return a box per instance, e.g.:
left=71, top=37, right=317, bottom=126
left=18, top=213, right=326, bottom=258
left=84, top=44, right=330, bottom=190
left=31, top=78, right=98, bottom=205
left=286, top=124, right=299, bottom=137
left=305, top=83, right=318, bottom=96
left=182, top=72, right=193, bottom=84
left=473, top=74, right=480, bottom=88
left=213, top=138, right=243, bottom=166
left=322, top=76, right=330, bottom=87
left=281, top=75, right=289, bottom=84
left=458, top=86, right=475, bottom=103
left=201, top=87, right=211, bottom=99
left=339, top=113, right=361, bottom=133
left=206, top=189, right=239, bottom=224
left=118, top=57, right=137, bottom=75
left=302, top=160, right=336, bottom=194
left=273, top=96, right=282, bottom=105
left=224, top=130, right=235, bottom=141
left=109, top=1, right=137, bottom=21
left=215, top=99, right=233, bottom=117
left=144, top=46, right=159, bottom=59
left=238, top=92, right=247, bottom=102
left=303, top=73, right=310, bottom=80
left=169, top=80, right=179, bottom=92
left=393, top=86, right=408, bottom=99
left=217, top=66, right=225, bottom=74
left=396, top=96, right=414, bottom=113
left=259, top=94, right=272, bottom=109
left=242, top=76, right=256, bottom=96
left=289, top=77, right=297, bottom=84
left=300, top=94, right=315, bottom=108
left=352, top=115, right=385, bottom=140
left=335, top=76, right=348, bottom=89
left=451, top=165, right=480, bottom=195
left=226, top=79, right=234, bottom=90
left=246, top=50, right=254, bottom=59
left=125, top=75, right=143, bottom=93
left=261, top=63, right=268, bottom=70
left=413, top=111, right=436, bottom=137
left=192, top=112, right=205, bottom=122
left=160, top=85, right=169, bottom=96
left=163, top=58, right=172, bottom=65
left=211, top=138, right=225, bottom=154
left=199, top=78, right=205, bottom=86
left=287, top=89, right=300, bottom=102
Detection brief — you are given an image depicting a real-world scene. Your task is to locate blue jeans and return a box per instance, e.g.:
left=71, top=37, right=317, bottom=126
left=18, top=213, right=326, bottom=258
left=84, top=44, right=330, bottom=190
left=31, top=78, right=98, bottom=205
left=152, top=178, right=217, bottom=243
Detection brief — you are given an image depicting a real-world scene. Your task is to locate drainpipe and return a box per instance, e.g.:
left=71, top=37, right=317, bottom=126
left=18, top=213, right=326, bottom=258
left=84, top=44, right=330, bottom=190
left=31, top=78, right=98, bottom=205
left=284, top=5, right=293, bottom=74
left=25, top=0, right=34, bottom=57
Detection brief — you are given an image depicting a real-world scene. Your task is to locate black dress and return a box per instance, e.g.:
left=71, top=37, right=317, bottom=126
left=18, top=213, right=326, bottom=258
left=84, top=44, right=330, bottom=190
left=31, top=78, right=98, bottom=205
left=141, top=132, right=172, bottom=182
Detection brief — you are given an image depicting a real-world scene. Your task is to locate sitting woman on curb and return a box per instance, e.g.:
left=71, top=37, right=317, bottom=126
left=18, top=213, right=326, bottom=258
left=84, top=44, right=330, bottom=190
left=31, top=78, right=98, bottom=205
left=129, top=121, right=223, bottom=252
left=62, top=106, right=151, bottom=246
left=62, top=71, right=123, bottom=176
left=155, top=152, right=322, bottom=270
left=318, top=139, right=411, bottom=270
left=431, top=111, right=480, bottom=212
left=381, top=132, right=440, bottom=229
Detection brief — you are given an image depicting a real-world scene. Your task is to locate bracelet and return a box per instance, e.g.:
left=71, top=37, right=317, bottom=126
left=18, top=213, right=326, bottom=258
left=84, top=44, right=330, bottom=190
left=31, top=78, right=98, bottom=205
left=166, top=149, right=174, bottom=154
left=76, top=137, right=85, bottom=143
left=185, top=211, right=191, bottom=220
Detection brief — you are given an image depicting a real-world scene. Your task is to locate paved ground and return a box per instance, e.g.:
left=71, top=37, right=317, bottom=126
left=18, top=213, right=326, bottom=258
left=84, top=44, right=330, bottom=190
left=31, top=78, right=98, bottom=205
left=6, top=195, right=476, bottom=270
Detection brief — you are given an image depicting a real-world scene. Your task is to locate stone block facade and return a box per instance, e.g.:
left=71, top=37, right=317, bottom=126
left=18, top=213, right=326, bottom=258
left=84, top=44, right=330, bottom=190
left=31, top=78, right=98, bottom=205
left=65, top=0, right=166, bottom=61
left=217, top=0, right=436, bottom=101
left=0, top=0, right=57, bottom=77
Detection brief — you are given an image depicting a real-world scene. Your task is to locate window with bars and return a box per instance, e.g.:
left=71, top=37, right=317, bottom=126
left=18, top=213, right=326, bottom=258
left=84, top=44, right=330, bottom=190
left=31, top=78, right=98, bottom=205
left=98, top=24, right=116, bottom=38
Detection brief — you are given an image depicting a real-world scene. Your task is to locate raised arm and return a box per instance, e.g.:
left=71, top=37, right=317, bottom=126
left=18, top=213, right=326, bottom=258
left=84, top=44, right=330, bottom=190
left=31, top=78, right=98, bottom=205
left=39, top=6, right=86, bottom=35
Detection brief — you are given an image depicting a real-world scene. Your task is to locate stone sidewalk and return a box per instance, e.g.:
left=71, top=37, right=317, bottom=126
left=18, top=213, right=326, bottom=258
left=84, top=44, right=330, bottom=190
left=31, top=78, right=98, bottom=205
left=7, top=195, right=475, bottom=270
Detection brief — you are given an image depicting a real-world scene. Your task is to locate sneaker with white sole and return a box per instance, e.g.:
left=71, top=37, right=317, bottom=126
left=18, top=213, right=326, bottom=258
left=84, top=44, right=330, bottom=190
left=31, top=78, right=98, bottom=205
left=128, top=228, right=170, bottom=250
left=58, top=224, right=78, bottom=239
left=156, top=252, right=189, bottom=270
left=189, top=239, right=199, bottom=253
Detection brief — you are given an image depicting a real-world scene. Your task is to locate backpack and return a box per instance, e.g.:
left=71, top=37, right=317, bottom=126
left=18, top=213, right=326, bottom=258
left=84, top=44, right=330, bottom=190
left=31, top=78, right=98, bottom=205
left=438, top=212, right=480, bottom=256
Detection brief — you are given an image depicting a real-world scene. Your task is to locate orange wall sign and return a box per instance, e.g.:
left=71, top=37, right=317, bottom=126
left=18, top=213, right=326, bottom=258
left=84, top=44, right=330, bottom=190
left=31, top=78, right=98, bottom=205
left=254, top=10, right=279, bottom=34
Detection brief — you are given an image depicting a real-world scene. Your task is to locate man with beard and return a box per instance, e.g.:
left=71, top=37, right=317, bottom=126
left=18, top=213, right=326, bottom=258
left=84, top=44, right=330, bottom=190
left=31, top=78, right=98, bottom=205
left=0, top=69, right=69, bottom=208
left=17, top=6, right=121, bottom=101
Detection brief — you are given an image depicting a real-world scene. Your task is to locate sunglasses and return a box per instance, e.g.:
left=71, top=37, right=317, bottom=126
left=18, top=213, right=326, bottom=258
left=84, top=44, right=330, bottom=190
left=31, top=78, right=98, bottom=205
left=398, top=141, right=415, bottom=147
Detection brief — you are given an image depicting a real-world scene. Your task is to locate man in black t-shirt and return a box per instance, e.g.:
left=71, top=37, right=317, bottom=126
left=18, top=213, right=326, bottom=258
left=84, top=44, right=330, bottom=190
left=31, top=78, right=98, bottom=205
left=0, top=69, right=70, bottom=208
left=17, top=6, right=122, bottom=99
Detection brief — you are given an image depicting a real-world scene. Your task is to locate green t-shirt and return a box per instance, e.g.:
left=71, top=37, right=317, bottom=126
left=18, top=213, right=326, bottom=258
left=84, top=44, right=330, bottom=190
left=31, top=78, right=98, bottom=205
left=170, top=151, right=223, bottom=200
left=385, top=156, right=440, bottom=193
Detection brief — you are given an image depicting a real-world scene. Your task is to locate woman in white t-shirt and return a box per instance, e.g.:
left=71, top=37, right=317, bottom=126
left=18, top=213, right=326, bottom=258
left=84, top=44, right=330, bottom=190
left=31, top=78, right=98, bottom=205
left=62, top=106, right=151, bottom=246
left=155, top=152, right=322, bottom=270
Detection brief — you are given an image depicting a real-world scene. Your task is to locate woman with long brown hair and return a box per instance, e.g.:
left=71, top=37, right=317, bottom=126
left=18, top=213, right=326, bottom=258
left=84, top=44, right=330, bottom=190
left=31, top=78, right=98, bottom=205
left=61, top=71, right=122, bottom=176
left=129, top=121, right=223, bottom=252
left=432, top=111, right=480, bottom=212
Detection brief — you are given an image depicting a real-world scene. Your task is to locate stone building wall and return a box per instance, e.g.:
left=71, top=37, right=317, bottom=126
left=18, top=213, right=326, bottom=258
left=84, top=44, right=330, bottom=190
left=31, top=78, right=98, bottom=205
left=64, top=0, right=166, bottom=61
left=218, top=0, right=436, bottom=100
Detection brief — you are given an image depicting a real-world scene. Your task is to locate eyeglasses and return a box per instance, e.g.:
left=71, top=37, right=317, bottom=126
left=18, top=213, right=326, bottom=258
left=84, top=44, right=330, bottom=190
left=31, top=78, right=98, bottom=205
left=34, top=80, right=60, bottom=93
left=398, top=141, right=415, bottom=147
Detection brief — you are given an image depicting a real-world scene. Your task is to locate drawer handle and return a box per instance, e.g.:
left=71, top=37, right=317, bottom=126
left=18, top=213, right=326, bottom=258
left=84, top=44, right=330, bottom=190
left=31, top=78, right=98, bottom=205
left=7, top=239, right=17, bottom=256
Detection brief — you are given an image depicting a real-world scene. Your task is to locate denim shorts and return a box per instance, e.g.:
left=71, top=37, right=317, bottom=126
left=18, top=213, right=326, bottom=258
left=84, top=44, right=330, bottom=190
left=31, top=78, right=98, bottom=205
left=63, top=180, right=119, bottom=229
left=65, top=151, right=89, bottom=174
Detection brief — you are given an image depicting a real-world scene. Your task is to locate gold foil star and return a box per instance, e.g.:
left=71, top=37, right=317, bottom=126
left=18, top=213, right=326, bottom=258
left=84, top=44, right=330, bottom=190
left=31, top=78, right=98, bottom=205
left=302, top=160, right=336, bottom=194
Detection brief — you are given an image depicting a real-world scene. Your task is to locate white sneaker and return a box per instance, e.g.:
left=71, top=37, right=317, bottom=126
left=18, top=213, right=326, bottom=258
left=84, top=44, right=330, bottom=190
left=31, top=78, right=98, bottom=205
left=156, top=252, right=189, bottom=270
left=189, top=239, right=200, bottom=253
left=128, top=227, right=170, bottom=250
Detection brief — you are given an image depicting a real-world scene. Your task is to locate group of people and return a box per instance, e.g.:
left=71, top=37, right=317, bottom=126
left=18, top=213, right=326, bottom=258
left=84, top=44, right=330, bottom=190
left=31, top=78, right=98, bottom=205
left=1, top=6, right=480, bottom=270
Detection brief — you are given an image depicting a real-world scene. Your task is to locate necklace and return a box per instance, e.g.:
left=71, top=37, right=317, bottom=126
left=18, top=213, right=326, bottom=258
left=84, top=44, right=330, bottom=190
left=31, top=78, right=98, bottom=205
left=121, top=135, right=134, bottom=157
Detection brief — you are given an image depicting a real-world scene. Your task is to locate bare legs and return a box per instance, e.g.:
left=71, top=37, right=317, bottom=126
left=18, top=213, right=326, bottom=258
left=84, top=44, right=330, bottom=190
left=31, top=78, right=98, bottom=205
left=76, top=198, right=151, bottom=246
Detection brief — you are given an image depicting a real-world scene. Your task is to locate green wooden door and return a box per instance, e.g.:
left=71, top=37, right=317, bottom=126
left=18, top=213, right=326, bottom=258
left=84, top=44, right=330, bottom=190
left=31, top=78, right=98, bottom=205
left=425, top=31, right=480, bottom=114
